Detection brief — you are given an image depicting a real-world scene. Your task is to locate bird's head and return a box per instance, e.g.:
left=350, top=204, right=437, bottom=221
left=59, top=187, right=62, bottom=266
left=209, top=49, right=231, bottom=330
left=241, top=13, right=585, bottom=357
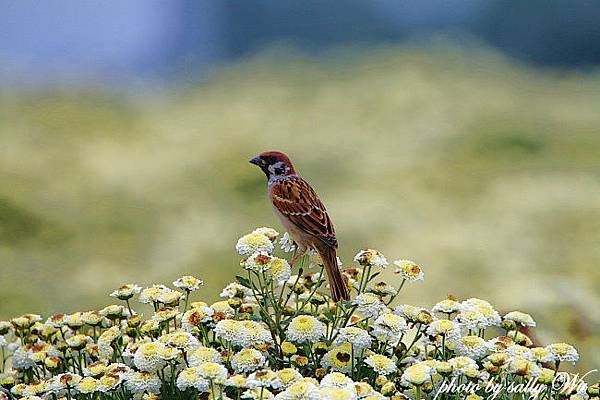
left=249, top=151, right=296, bottom=179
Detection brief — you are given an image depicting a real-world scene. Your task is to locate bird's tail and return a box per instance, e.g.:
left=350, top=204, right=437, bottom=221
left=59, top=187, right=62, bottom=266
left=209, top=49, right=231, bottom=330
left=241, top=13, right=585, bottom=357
left=317, top=245, right=350, bottom=302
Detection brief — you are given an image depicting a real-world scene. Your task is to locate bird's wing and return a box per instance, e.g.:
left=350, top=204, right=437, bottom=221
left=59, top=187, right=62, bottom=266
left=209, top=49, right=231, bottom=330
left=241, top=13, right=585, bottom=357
left=271, top=176, right=337, bottom=248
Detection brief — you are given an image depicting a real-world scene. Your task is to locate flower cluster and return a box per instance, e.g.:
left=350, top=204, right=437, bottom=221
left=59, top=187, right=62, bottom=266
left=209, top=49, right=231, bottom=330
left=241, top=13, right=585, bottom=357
left=0, top=226, right=593, bottom=400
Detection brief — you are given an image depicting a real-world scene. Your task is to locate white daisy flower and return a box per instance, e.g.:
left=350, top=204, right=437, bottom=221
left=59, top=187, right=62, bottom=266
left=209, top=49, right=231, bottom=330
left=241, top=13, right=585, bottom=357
left=176, top=367, right=209, bottom=392
left=247, top=369, right=281, bottom=389
left=197, top=362, right=228, bottom=383
left=220, top=282, right=253, bottom=299
left=231, top=349, right=266, bottom=373
left=319, top=372, right=354, bottom=390
left=546, top=343, right=579, bottom=364
left=215, top=319, right=247, bottom=343
left=321, top=343, right=355, bottom=373
left=401, top=362, right=434, bottom=386
left=173, top=275, right=204, bottom=291
left=333, top=327, right=372, bottom=350
left=353, top=249, right=388, bottom=268
left=393, top=259, right=424, bottom=281
left=181, top=306, right=214, bottom=332
left=268, top=257, right=292, bottom=285
left=503, top=311, right=536, bottom=327
left=453, top=335, right=489, bottom=359
left=353, top=293, right=386, bottom=319
left=275, top=381, right=320, bottom=400
left=426, top=319, right=461, bottom=339
left=188, top=346, right=223, bottom=366
left=372, top=313, right=408, bottom=342
left=319, top=387, right=357, bottom=400
left=252, top=227, right=279, bottom=241
left=243, top=252, right=274, bottom=272
left=110, top=284, right=142, bottom=300
left=286, top=315, right=326, bottom=343
left=124, top=371, right=161, bottom=394
left=432, top=299, right=461, bottom=314
left=236, top=233, right=274, bottom=256
left=133, top=342, right=165, bottom=372
left=364, top=354, right=396, bottom=375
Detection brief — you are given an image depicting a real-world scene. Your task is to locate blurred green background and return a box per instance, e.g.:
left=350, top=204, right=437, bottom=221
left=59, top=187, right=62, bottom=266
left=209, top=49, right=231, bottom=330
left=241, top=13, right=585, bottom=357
left=2, top=0, right=600, bottom=373
left=1, top=46, right=599, bottom=371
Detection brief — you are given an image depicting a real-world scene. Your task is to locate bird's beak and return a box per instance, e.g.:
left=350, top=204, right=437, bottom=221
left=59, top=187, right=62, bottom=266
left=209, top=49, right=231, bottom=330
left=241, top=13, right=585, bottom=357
left=249, top=156, right=262, bottom=166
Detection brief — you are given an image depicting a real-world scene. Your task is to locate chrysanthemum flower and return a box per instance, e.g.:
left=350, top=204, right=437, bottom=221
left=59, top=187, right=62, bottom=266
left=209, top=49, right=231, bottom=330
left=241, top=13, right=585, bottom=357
left=432, top=299, right=461, bottom=314
left=268, top=257, right=292, bottom=285
left=252, top=227, right=279, bottom=241
left=320, top=372, right=354, bottom=390
left=236, top=320, right=273, bottom=347
left=242, top=387, right=275, bottom=400
left=275, top=380, right=320, bottom=400
left=276, top=368, right=303, bottom=389
left=449, top=356, right=478, bottom=374
left=173, top=275, right=204, bottom=291
left=364, top=354, right=396, bottom=375
left=215, top=319, right=247, bottom=343
left=393, top=259, right=424, bottom=281
left=83, top=360, right=108, bottom=377
left=181, top=306, right=214, bottom=331
left=236, top=232, right=274, bottom=256
left=139, top=285, right=170, bottom=304
left=503, top=311, right=536, bottom=327
left=220, top=282, right=253, bottom=299
left=454, top=335, right=488, bottom=359
left=508, top=357, right=542, bottom=377
left=372, top=313, right=408, bottom=342
left=546, top=343, right=579, bottom=363
left=210, top=300, right=235, bottom=319
left=321, top=343, right=354, bottom=373
left=401, top=363, right=433, bottom=386
left=243, top=251, right=274, bottom=272
left=353, top=293, right=386, bottom=319
left=98, top=373, right=123, bottom=392
left=176, top=367, right=209, bottom=392
left=353, top=249, right=388, bottom=268
left=247, top=369, right=281, bottom=389
left=506, top=344, right=533, bottom=360
left=319, top=387, right=357, bottom=400
left=152, top=307, right=179, bottom=323
left=530, top=347, right=556, bottom=364
left=231, top=349, right=266, bottom=373
left=161, top=330, right=199, bottom=350
left=124, top=371, right=161, bottom=394
left=333, top=327, right=372, bottom=350
left=189, top=346, right=223, bottom=366
left=456, top=310, right=489, bottom=330
left=133, top=342, right=165, bottom=372
left=287, top=315, right=326, bottom=343
left=110, top=283, right=142, bottom=300
left=197, top=361, right=228, bottom=383
left=77, top=376, right=101, bottom=394
left=156, top=290, right=184, bottom=306
left=426, top=319, right=461, bottom=339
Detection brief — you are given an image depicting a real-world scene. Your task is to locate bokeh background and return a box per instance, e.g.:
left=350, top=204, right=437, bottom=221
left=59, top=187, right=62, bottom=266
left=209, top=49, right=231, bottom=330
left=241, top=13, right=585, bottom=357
left=1, top=1, right=599, bottom=371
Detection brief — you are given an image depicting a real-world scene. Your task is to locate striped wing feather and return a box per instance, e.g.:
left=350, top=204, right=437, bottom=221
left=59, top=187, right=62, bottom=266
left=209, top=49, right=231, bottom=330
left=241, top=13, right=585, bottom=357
left=271, top=176, right=337, bottom=248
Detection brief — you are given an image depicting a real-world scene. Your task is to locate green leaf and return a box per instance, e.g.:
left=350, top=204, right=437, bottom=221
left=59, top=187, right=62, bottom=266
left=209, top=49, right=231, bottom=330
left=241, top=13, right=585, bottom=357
left=236, top=275, right=251, bottom=288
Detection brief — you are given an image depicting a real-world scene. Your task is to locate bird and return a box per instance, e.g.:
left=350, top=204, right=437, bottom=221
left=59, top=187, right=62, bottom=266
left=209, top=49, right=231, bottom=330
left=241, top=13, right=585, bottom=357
left=249, top=151, right=350, bottom=302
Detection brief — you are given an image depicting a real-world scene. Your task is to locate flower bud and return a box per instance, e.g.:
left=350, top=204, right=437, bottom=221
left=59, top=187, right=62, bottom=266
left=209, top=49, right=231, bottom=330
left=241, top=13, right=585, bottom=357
left=313, top=342, right=328, bottom=356
left=315, top=368, right=326, bottom=379
left=292, top=355, right=308, bottom=367
left=381, top=382, right=396, bottom=396
left=416, top=310, right=433, bottom=325
left=228, top=298, right=242, bottom=309
left=501, top=319, right=516, bottom=331
left=375, top=375, right=388, bottom=386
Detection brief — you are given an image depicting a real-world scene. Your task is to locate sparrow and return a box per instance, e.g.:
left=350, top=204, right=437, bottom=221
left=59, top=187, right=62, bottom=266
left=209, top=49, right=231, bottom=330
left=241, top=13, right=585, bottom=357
left=250, top=151, right=350, bottom=302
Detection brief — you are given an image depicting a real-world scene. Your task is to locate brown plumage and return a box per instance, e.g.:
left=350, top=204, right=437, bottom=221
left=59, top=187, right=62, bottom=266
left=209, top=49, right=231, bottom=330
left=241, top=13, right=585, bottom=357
left=250, top=151, right=350, bottom=302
